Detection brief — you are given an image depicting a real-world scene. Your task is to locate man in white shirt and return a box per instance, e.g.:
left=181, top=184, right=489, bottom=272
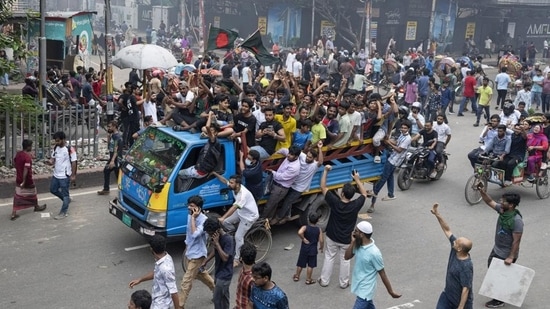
left=484, top=36, right=493, bottom=58
left=49, top=131, right=77, bottom=220
left=242, top=61, right=253, bottom=88
left=292, top=55, right=303, bottom=79
left=213, top=174, right=259, bottom=268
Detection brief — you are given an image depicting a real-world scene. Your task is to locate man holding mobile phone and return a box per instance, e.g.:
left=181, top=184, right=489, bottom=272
left=179, top=195, right=215, bottom=307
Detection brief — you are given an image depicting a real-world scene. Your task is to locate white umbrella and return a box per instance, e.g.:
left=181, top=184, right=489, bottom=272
left=112, top=44, right=178, bottom=70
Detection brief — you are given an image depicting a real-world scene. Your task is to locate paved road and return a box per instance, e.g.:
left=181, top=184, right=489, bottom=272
left=1, top=66, right=549, bottom=308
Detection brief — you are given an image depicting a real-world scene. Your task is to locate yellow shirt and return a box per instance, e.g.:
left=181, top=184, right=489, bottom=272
left=275, top=114, right=297, bottom=150
left=477, top=85, right=493, bottom=106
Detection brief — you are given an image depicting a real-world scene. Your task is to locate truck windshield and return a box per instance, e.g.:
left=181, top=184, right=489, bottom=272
left=123, top=128, right=186, bottom=188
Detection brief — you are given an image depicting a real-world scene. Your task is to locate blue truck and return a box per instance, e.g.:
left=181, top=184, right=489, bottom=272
left=108, top=126, right=385, bottom=239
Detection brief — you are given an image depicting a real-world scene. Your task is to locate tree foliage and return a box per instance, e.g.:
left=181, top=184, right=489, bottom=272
left=0, top=0, right=30, bottom=77
left=315, top=0, right=363, bottom=50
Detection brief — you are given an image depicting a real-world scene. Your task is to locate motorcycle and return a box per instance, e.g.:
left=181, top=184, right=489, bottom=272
left=397, top=144, right=449, bottom=190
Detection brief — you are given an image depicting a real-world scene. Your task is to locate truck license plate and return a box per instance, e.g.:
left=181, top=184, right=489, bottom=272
left=122, top=213, right=132, bottom=227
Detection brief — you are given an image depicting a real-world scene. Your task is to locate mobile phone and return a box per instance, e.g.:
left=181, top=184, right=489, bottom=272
left=352, top=169, right=358, bottom=176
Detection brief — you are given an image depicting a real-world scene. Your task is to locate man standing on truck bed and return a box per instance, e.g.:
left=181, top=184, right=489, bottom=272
left=367, top=120, right=412, bottom=214
left=250, top=107, right=286, bottom=160
left=263, top=145, right=302, bottom=223
left=179, top=122, right=222, bottom=179
left=318, top=166, right=368, bottom=289
left=270, top=140, right=324, bottom=225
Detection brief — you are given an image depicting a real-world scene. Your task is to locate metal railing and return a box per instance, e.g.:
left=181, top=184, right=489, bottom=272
left=1, top=105, right=100, bottom=167
left=11, top=0, right=39, bottom=12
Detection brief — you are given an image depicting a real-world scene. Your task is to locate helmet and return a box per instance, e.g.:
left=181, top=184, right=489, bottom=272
left=503, top=103, right=515, bottom=116
left=398, top=105, right=409, bottom=116
left=411, top=101, right=422, bottom=109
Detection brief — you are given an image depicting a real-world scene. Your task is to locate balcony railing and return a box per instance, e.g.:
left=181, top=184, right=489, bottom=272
left=496, top=0, right=550, bottom=5
left=11, top=1, right=40, bottom=13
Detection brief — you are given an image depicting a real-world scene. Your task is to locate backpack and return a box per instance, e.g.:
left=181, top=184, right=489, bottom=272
left=54, top=145, right=78, bottom=176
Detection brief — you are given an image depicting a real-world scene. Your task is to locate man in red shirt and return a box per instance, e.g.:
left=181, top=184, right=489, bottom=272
left=458, top=70, right=477, bottom=116
left=11, top=139, right=47, bottom=220
left=234, top=242, right=256, bottom=309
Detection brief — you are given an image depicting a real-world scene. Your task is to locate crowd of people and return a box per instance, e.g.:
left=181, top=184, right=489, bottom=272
left=10, top=31, right=550, bottom=308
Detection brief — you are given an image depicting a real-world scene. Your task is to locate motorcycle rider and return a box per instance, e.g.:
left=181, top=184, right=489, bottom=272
left=432, top=114, right=452, bottom=171
left=407, top=101, right=425, bottom=144
left=411, top=120, right=439, bottom=178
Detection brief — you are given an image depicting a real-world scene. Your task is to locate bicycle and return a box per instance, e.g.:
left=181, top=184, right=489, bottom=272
left=181, top=216, right=272, bottom=274
left=464, top=154, right=550, bottom=205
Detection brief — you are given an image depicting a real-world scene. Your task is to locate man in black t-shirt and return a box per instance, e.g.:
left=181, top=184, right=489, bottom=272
left=250, top=107, right=285, bottom=160
left=118, top=82, right=141, bottom=148
left=179, top=122, right=222, bottom=178
left=231, top=98, right=257, bottom=148
left=318, top=165, right=368, bottom=288
left=412, top=120, right=439, bottom=177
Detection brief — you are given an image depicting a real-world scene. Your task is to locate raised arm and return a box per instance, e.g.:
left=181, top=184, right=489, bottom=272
left=431, top=203, right=452, bottom=239
left=320, top=165, right=331, bottom=195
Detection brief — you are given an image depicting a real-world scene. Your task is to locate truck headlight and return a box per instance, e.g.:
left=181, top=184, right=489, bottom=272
left=146, top=211, right=166, bottom=228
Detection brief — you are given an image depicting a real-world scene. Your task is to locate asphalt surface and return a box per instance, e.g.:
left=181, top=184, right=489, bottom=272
left=1, top=63, right=549, bottom=309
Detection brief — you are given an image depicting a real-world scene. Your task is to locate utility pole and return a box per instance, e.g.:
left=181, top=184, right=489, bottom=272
left=428, top=0, right=437, bottom=50
left=104, top=0, right=114, bottom=133
left=365, top=0, right=371, bottom=56
left=39, top=0, right=47, bottom=110
left=311, top=0, right=315, bottom=44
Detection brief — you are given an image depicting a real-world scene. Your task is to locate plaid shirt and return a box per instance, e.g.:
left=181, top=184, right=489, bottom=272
left=235, top=268, right=254, bottom=309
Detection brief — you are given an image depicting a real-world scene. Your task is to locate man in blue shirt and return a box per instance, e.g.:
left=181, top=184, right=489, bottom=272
left=179, top=195, right=215, bottom=307
left=495, top=67, right=512, bottom=110
left=344, top=221, right=401, bottom=308
left=371, top=54, right=384, bottom=84
left=484, top=124, right=511, bottom=162
left=417, top=69, right=431, bottom=108
left=431, top=203, right=474, bottom=309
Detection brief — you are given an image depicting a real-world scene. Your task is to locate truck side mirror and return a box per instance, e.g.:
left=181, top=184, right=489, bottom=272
left=154, top=184, right=165, bottom=193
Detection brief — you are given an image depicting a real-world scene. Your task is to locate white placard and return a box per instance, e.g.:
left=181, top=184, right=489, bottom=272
left=478, top=258, right=535, bottom=307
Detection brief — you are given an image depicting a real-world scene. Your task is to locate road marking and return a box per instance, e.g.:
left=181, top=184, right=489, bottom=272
left=0, top=186, right=118, bottom=207
left=124, top=244, right=149, bottom=252
left=386, top=300, right=421, bottom=309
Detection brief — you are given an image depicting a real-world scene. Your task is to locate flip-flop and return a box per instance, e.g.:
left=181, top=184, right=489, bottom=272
left=305, top=279, right=317, bottom=285
left=10, top=214, right=20, bottom=221
left=293, top=274, right=299, bottom=282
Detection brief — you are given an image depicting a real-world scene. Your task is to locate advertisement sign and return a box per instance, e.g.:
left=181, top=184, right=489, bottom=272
left=465, top=22, right=476, bottom=38
left=406, top=21, right=417, bottom=40
left=258, top=17, right=267, bottom=35
left=320, top=20, right=336, bottom=39
left=138, top=5, right=153, bottom=31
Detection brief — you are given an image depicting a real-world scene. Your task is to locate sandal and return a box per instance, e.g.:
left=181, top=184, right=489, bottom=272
left=305, top=279, right=317, bottom=285
left=293, top=274, right=299, bottom=282
left=10, top=213, right=20, bottom=221
left=367, top=206, right=375, bottom=213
